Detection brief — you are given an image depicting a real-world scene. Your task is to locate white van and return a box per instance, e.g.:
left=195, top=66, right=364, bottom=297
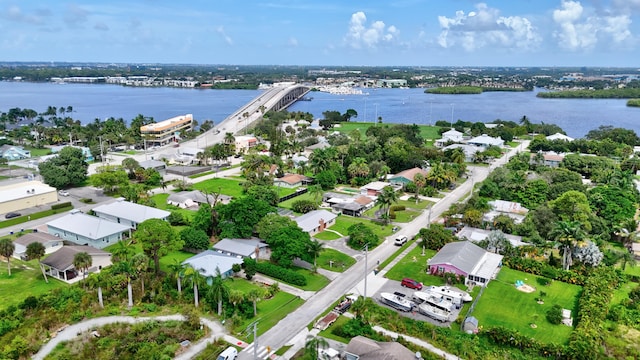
left=217, top=347, right=238, bottom=360
left=394, top=236, right=408, bottom=246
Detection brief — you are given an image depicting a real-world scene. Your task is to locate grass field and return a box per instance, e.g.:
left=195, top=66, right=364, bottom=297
left=235, top=291, right=305, bottom=338
left=323, top=215, right=394, bottom=240
left=313, top=231, right=341, bottom=241
left=193, top=177, right=245, bottom=198
left=278, top=192, right=315, bottom=209
left=0, top=256, right=66, bottom=310
left=472, top=267, right=581, bottom=344
left=150, top=193, right=195, bottom=221
left=291, top=267, right=331, bottom=291
left=317, top=248, right=356, bottom=272
left=332, top=122, right=443, bottom=144
left=384, top=246, right=445, bottom=286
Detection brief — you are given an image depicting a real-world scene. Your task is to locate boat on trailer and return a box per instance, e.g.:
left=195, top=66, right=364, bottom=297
left=380, top=292, right=413, bottom=312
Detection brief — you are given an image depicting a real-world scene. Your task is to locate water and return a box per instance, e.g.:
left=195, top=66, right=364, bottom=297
left=1, top=81, right=639, bottom=138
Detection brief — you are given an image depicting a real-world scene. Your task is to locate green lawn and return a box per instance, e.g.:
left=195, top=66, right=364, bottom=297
left=332, top=122, right=442, bottom=144
left=150, top=193, right=195, bottom=221
left=235, top=291, right=304, bottom=338
left=0, top=257, right=66, bottom=310
left=278, top=192, right=316, bottom=209
left=291, top=267, right=331, bottom=291
left=384, top=247, right=445, bottom=286
left=193, top=177, right=245, bottom=198
left=324, top=215, right=394, bottom=240
left=25, top=147, right=52, bottom=157
left=313, top=231, right=341, bottom=241
left=391, top=209, right=421, bottom=223
left=472, top=267, right=581, bottom=344
left=317, top=248, right=356, bottom=272
left=611, top=281, right=638, bottom=306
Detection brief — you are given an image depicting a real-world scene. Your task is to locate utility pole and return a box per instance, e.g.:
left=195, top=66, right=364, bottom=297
left=99, top=136, right=104, bottom=164
left=450, top=103, right=455, bottom=129
left=363, top=243, right=369, bottom=298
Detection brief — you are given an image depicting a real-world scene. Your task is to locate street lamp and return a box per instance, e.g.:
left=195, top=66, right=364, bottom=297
left=363, top=243, right=369, bottom=298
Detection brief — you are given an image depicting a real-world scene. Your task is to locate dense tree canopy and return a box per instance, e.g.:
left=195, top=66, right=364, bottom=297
left=38, top=146, right=88, bottom=188
left=134, top=219, right=182, bottom=275
left=216, top=197, right=273, bottom=238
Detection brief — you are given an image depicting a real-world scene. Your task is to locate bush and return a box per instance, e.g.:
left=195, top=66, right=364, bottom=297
left=79, top=198, right=93, bottom=204
left=390, top=205, right=405, bottom=211
left=291, top=199, right=318, bottom=214
left=168, top=211, right=189, bottom=226
left=180, top=227, right=210, bottom=251
left=546, top=304, right=563, bottom=325
left=347, top=223, right=380, bottom=249
left=51, top=202, right=72, bottom=210
left=254, top=262, right=307, bottom=286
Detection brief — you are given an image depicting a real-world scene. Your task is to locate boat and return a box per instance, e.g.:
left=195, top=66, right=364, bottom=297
left=426, top=286, right=473, bottom=308
left=380, top=292, right=413, bottom=312
left=418, top=302, right=450, bottom=322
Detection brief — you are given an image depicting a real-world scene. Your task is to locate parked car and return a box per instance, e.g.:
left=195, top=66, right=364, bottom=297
left=58, top=190, right=69, bottom=196
left=401, top=278, right=423, bottom=290
left=5, top=212, right=21, bottom=219
left=394, top=236, right=408, bottom=246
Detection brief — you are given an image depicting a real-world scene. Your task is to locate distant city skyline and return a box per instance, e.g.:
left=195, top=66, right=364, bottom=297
left=1, top=1, right=638, bottom=67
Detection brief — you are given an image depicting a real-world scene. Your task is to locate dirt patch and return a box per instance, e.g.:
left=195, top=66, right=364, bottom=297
left=517, top=284, right=536, bottom=293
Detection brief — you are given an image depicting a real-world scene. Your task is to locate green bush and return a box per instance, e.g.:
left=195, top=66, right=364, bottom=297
left=546, top=304, right=563, bottom=325
left=255, top=262, right=307, bottom=286
left=291, top=199, right=318, bottom=214
left=168, top=211, right=189, bottom=226
left=79, top=198, right=93, bottom=204
left=51, top=202, right=72, bottom=210
left=390, top=205, right=405, bottom=211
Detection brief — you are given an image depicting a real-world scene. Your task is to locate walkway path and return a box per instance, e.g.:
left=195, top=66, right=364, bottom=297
left=32, top=314, right=238, bottom=360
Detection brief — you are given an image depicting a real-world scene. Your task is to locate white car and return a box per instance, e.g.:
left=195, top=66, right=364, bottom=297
left=58, top=190, right=69, bottom=196
left=394, top=236, right=408, bottom=246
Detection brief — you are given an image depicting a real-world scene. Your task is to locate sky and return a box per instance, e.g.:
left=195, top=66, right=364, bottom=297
left=0, top=0, right=639, bottom=67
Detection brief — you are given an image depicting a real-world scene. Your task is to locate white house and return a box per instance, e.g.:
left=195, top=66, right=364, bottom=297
left=546, top=133, right=574, bottom=142
left=456, top=226, right=528, bottom=248
left=40, top=245, right=112, bottom=283
left=92, top=198, right=170, bottom=229
left=435, top=129, right=464, bottom=147
left=483, top=200, right=529, bottom=224
left=183, top=250, right=243, bottom=279
left=467, top=134, right=504, bottom=148
left=295, top=210, right=338, bottom=236
left=47, top=211, right=131, bottom=249
left=443, top=144, right=484, bottom=163
left=212, top=238, right=268, bottom=259
left=427, top=241, right=503, bottom=287
left=13, top=232, right=63, bottom=260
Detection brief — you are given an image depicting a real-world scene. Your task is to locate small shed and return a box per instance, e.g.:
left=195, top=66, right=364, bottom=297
left=464, top=316, right=479, bottom=333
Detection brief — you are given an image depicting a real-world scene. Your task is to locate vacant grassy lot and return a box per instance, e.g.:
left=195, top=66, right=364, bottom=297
left=235, top=291, right=305, bottom=338
left=278, top=192, right=315, bottom=210
left=323, top=215, right=394, bottom=240
left=193, top=177, right=245, bottom=198
left=317, top=248, right=355, bottom=272
left=151, top=193, right=195, bottom=221
left=384, top=246, right=445, bottom=286
left=332, top=122, right=442, bottom=143
left=472, top=267, right=581, bottom=344
left=0, top=256, right=66, bottom=310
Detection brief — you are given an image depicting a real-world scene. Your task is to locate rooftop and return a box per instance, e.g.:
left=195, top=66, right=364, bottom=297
left=41, top=245, right=110, bottom=271
left=47, top=212, right=130, bottom=240
left=182, top=250, right=243, bottom=277
left=0, top=180, right=57, bottom=203
left=295, top=209, right=337, bottom=233
left=140, top=114, right=192, bottom=132
left=92, top=199, right=170, bottom=224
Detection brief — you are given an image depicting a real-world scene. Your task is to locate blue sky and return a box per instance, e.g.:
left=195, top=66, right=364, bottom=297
left=1, top=0, right=638, bottom=66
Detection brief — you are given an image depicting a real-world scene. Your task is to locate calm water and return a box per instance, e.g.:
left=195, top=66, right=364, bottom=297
left=1, top=81, right=639, bottom=138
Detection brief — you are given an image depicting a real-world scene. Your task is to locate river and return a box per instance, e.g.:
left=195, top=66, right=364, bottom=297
left=1, top=81, right=639, bottom=138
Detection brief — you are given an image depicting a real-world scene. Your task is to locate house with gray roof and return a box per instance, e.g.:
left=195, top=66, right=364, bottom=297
left=167, top=190, right=232, bottom=209
left=456, top=226, right=528, bottom=248
left=212, top=238, right=268, bottom=259
left=294, top=209, right=337, bottom=235
left=92, top=198, right=170, bottom=229
left=344, top=335, right=415, bottom=360
left=427, top=241, right=503, bottom=287
left=40, top=245, right=111, bottom=283
left=47, top=211, right=131, bottom=249
left=483, top=200, right=529, bottom=224
left=0, top=145, right=30, bottom=160
left=13, top=231, right=63, bottom=260
left=466, top=134, right=504, bottom=148
left=139, top=159, right=167, bottom=174
left=182, top=250, right=243, bottom=279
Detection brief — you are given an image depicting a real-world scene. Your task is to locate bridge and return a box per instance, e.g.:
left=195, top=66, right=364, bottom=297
left=189, top=83, right=310, bottom=149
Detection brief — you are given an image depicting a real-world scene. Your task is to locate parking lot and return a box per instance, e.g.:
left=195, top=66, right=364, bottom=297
left=372, top=278, right=463, bottom=327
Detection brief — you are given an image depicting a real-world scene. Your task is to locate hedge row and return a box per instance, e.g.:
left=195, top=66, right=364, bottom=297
left=51, top=202, right=72, bottom=210
left=255, top=262, right=307, bottom=286
left=503, top=256, right=587, bottom=285
left=566, top=266, right=619, bottom=360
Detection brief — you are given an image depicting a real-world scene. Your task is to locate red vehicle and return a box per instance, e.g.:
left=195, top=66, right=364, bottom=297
left=401, top=278, right=423, bottom=290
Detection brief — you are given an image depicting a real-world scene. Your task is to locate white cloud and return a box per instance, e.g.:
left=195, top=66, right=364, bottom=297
left=288, top=37, right=298, bottom=47
left=552, top=0, right=632, bottom=51
left=437, top=3, right=540, bottom=51
left=3, top=5, right=46, bottom=24
left=344, top=11, right=399, bottom=49
left=216, top=26, right=233, bottom=45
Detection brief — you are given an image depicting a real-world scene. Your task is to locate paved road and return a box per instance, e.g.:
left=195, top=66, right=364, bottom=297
left=238, top=141, right=528, bottom=360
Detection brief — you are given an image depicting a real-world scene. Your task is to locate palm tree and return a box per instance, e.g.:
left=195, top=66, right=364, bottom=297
left=130, top=253, right=149, bottom=294
left=184, top=265, right=203, bottom=307
left=168, top=259, right=186, bottom=296
left=413, top=173, right=426, bottom=204
left=621, top=250, right=637, bottom=271
left=305, top=335, right=330, bottom=359
left=0, top=239, right=15, bottom=276
left=247, top=288, right=266, bottom=316
left=307, top=239, right=324, bottom=269
left=114, top=260, right=135, bottom=308
left=307, top=184, right=323, bottom=204
left=73, top=251, right=92, bottom=288
left=550, top=220, right=585, bottom=270
left=206, top=270, right=229, bottom=315
left=112, top=239, right=135, bottom=263
left=347, top=157, right=369, bottom=179
left=26, top=242, right=48, bottom=283
left=87, top=272, right=107, bottom=308
left=375, top=186, right=399, bottom=224
left=228, top=289, right=245, bottom=309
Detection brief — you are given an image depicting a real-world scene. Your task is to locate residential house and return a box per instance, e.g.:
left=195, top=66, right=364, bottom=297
left=456, top=226, right=528, bottom=248
left=40, top=245, right=112, bottom=283
left=388, top=167, right=429, bottom=186
left=0, top=145, right=30, bottom=160
left=51, top=145, right=94, bottom=161
left=273, top=174, right=312, bottom=188
left=167, top=190, right=231, bottom=208
left=92, top=198, right=170, bottom=229
left=344, top=335, right=415, bottom=360
left=13, top=231, right=63, bottom=260
left=324, top=193, right=374, bottom=217
left=139, top=159, right=167, bottom=174
left=466, top=134, right=504, bottom=149
left=427, top=241, right=503, bottom=287
left=546, top=133, right=574, bottom=142
left=483, top=200, right=529, bottom=224
left=294, top=209, right=337, bottom=236
left=530, top=152, right=565, bottom=168
left=443, top=144, right=484, bottom=163
left=435, top=129, right=464, bottom=147
left=360, top=181, right=391, bottom=197
left=0, top=180, right=58, bottom=214
left=182, top=250, right=243, bottom=279
left=212, top=238, right=268, bottom=259
left=47, top=211, right=131, bottom=249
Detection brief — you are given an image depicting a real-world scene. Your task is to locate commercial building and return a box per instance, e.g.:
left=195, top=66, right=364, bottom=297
left=140, top=114, right=193, bottom=146
left=0, top=181, right=58, bottom=214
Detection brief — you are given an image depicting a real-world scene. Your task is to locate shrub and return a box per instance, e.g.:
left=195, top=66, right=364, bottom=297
left=347, top=223, right=380, bottom=249
left=51, top=202, right=72, bottom=210
left=79, top=198, right=93, bottom=204
left=291, top=199, right=318, bottom=214
left=168, top=211, right=189, bottom=226
left=254, top=262, right=306, bottom=286
left=546, top=304, right=563, bottom=325
left=390, top=205, right=405, bottom=211
left=180, top=227, right=210, bottom=251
